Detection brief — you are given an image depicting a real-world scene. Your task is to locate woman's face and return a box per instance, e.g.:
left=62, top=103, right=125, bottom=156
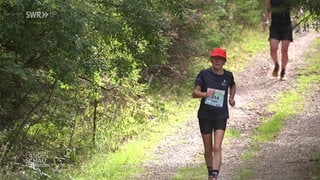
left=210, top=57, right=226, bottom=69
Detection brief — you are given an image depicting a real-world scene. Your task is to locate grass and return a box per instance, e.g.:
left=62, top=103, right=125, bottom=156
left=65, top=90, right=199, bottom=179
left=241, top=144, right=260, bottom=161
left=253, top=90, right=304, bottom=142
left=311, top=157, right=320, bottom=180
left=232, top=169, right=253, bottom=180
left=225, top=128, right=241, bottom=138
left=225, top=29, right=268, bottom=72
left=173, top=166, right=207, bottom=180
left=71, top=142, right=146, bottom=179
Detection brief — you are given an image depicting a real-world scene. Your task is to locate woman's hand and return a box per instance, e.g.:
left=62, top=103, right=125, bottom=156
left=229, top=98, right=235, bottom=107
left=263, top=21, right=269, bottom=30
left=206, top=88, right=215, bottom=97
left=292, top=18, right=298, bottom=28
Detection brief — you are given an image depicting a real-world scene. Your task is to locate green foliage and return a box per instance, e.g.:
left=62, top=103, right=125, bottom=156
left=233, top=169, right=253, bottom=180
left=225, top=128, right=241, bottom=138
left=241, top=144, right=260, bottom=161
left=174, top=165, right=207, bottom=180
left=292, top=0, right=320, bottom=20
left=233, top=0, right=262, bottom=26
left=73, top=140, right=146, bottom=179
left=311, top=157, right=320, bottom=179
left=0, top=0, right=172, bottom=178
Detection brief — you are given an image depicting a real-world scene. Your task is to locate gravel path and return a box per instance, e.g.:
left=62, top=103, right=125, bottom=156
left=135, top=30, right=320, bottom=180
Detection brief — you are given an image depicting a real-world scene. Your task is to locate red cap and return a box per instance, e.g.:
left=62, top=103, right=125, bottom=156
left=210, top=48, right=226, bottom=60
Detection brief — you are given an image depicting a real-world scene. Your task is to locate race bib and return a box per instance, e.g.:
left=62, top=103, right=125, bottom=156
left=204, top=89, right=225, bottom=107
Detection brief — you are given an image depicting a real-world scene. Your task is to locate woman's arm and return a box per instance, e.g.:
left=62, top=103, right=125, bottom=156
left=292, top=7, right=303, bottom=27
left=229, top=84, right=236, bottom=107
left=264, top=0, right=271, bottom=29
left=192, top=85, right=213, bottom=98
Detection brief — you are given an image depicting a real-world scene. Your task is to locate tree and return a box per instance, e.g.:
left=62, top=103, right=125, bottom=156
left=0, top=0, right=171, bottom=172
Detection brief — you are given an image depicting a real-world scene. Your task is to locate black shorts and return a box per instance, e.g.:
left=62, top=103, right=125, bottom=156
left=198, top=118, right=227, bottom=134
left=269, top=25, right=293, bottom=41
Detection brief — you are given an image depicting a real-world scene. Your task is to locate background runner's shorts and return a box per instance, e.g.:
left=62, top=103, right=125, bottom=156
left=198, top=118, right=227, bottom=134
left=269, top=25, right=293, bottom=41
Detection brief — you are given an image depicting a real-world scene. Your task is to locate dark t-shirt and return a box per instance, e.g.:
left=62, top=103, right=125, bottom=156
left=194, top=68, right=235, bottom=120
left=271, top=0, right=291, bottom=28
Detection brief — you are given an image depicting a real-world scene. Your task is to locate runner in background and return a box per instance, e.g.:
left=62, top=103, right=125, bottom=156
left=192, top=48, right=236, bottom=180
left=263, top=0, right=303, bottom=80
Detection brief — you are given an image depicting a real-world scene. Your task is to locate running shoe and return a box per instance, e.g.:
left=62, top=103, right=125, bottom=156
left=208, top=175, right=218, bottom=180
left=280, top=69, right=285, bottom=80
left=272, top=63, right=279, bottom=77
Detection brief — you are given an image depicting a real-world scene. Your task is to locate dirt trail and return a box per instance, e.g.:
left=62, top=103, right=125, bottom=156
left=136, top=31, right=320, bottom=180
